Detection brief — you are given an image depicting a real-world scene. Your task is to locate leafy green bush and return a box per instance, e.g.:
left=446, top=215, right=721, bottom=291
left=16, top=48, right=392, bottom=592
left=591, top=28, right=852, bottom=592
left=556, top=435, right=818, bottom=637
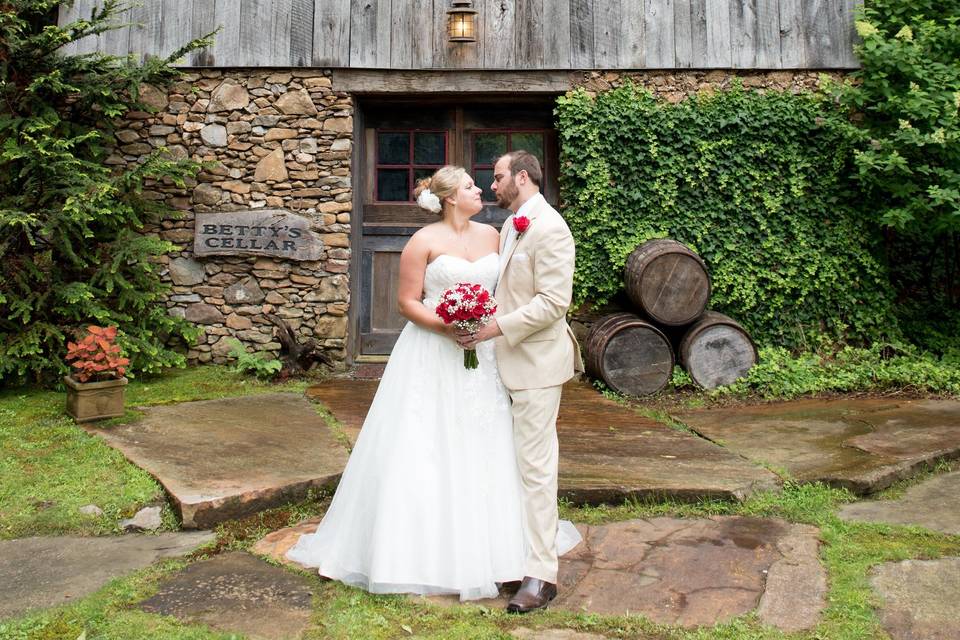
left=556, top=82, right=896, bottom=347
left=0, top=1, right=212, bottom=384
left=825, top=0, right=960, bottom=355
left=228, top=339, right=282, bottom=380
left=835, top=0, right=960, bottom=234
left=718, top=342, right=960, bottom=398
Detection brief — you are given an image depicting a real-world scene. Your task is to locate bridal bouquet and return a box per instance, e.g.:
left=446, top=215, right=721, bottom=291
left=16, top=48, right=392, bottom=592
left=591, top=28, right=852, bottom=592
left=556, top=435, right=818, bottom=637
left=435, top=282, right=497, bottom=369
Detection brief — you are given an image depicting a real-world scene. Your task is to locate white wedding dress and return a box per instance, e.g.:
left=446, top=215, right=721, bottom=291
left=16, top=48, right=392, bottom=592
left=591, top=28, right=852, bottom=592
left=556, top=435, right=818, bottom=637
left=287, top=252, right=580, bottom=600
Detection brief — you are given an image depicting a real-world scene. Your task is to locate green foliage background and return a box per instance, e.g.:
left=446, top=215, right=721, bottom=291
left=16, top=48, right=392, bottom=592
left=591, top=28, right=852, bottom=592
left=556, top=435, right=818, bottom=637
left=556, top=83, right=896, bottom=348
left=0, top=1, right=212, bottom=384
left=833, top=0, right=960, bottom=353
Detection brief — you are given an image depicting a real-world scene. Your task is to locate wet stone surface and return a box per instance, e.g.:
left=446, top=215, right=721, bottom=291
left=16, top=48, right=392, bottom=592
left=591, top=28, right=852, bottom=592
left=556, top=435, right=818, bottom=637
left=870, top=557, right=960, bottom=640
left=677, top=399, right=960, bottom=494
left=85, top=393, right=349, bottom=528
left=0, top=532, right=214, bottom=620
left=139, top=552, right=315, bottom=640
left=839, top=471, right=960, bottom=534
left=553, top=517, right=825, bottom=629
left=306, top=379, right=780, bottom=503
left=258, top=515, right=826, bottom=631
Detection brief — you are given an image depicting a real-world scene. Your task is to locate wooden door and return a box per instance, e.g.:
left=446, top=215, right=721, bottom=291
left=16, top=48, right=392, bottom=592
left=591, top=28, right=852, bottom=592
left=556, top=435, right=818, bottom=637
left=355, top=99, right=559, bottom=357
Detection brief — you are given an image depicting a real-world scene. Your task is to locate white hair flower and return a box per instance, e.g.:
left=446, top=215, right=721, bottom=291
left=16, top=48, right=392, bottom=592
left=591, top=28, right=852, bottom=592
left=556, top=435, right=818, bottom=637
left=417, top=188, right=442, bottom=214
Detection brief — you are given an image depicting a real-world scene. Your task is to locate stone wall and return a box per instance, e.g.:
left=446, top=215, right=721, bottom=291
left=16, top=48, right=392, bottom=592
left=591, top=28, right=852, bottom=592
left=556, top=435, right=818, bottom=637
left=113, top=69, right=352, bottom=367
left=572, top=69, right=845, bottom=101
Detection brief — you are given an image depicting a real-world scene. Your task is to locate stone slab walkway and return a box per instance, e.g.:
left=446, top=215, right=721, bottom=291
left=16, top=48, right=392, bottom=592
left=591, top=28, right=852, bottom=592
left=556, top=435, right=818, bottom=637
left=255, top=515, right=826, bottom=631
left=306, top=379, right=779, bottom=503
left=870, top=557, right=960, bottom=640
left=677, top=398, right=960, bottom=494
left=0, top=532, right=213, bottom=620
left=139, top=551, right=315, bottom=640
left=839, top=471, right=960, bottom=534
left=84, top=393, right=349, bottom=528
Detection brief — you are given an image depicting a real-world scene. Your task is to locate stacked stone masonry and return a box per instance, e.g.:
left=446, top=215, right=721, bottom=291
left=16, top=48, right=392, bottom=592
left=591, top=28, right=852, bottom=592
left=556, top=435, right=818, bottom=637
left=112, top=69, right=352, bottom=366
left=572, top=70, right=846, bottom=101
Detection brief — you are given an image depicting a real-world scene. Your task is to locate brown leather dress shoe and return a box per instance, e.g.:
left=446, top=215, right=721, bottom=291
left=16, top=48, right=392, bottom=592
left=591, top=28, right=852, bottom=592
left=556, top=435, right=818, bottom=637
left=506, top=576, right=557, bottom=613
left=497, top=580, right=523, bottom=594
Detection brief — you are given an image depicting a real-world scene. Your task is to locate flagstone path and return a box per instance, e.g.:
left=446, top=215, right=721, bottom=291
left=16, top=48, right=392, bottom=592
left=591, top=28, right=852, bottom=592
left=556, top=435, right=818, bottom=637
left=676, top=398, right=960, bottom=494
left=306, top=379, right=780, bottom=503
left=869, top=557, right=960, bottom=640
left=0, top=531, right=214, bottom=620
left=83, top=393, right=349, bottom=528
left=138, top=551, right=316, bottom=640
left=9, top=384, right=960, bottom=637
left=839, top=470, right=960, bottom=534
left=254, top=514, right=826, bottom=631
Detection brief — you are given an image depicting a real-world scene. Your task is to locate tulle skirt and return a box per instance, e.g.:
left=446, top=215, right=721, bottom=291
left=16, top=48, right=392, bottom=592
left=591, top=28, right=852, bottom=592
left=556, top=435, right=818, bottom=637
left=288, top=321, right=535, bottom=600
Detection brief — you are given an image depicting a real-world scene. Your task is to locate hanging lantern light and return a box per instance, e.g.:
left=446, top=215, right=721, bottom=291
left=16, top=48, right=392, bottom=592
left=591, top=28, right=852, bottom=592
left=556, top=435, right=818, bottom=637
left=447, top=0, right=478, bottom=43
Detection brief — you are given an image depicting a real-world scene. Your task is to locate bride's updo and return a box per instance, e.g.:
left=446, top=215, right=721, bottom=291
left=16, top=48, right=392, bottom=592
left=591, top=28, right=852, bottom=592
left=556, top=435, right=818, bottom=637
left=414, top=165, right=466, bottom=216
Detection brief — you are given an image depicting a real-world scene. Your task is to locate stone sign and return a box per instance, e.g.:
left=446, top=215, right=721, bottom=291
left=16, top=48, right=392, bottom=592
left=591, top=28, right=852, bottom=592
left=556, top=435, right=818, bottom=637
left=194, top=210, right=322, bottom=261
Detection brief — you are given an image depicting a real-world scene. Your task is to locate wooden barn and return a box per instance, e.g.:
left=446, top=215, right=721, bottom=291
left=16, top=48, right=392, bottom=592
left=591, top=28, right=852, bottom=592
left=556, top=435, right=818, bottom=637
left=60, top=0, right=860, bottom=366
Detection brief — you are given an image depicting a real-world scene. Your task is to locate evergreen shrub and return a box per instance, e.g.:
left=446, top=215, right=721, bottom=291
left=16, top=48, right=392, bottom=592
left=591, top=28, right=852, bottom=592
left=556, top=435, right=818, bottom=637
left=0, top=1, right=212, bottom=384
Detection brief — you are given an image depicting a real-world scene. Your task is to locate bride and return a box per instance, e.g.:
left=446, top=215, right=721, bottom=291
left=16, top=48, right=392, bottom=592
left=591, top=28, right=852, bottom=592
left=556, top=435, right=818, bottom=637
left=286, top=165, right=577, bottom=601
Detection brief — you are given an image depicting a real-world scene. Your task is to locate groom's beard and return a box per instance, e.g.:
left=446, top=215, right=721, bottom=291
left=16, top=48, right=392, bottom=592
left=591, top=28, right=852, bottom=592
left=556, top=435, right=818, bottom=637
left=495, top=178, right=519, bottom=211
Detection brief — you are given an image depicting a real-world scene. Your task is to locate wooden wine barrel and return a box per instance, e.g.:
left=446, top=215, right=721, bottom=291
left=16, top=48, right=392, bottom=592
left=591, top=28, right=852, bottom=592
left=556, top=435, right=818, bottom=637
left=679, top=311, right=758, bottom=389
left=585, top=313, right=674, bottom=396
left=624, top=239, right=711, bottom=326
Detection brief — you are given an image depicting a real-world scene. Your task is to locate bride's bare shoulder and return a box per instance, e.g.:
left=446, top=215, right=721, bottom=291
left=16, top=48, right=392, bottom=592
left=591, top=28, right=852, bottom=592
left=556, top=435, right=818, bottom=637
left=472, top=221, right=500, bottom=239
left=410, top=222, right=444, bottom=241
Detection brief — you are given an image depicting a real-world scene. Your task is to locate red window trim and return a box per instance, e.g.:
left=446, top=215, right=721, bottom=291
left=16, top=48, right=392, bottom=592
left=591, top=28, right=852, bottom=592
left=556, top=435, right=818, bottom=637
left=374, top=129, right=448, bottom=202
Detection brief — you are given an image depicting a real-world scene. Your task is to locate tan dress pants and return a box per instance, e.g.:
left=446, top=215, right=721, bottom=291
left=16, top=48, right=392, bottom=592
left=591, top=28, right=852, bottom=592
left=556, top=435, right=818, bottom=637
left=509, top=384, right=563, bottom=583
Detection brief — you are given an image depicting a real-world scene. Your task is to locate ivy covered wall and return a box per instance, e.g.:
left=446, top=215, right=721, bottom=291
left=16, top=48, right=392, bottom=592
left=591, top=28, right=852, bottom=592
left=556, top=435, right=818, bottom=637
left=556, top=83, right=896, bottom=348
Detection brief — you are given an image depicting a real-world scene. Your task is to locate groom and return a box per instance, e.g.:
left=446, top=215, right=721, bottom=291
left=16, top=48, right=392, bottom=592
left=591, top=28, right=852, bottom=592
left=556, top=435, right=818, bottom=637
left=463, top=150, right=582, bottom=613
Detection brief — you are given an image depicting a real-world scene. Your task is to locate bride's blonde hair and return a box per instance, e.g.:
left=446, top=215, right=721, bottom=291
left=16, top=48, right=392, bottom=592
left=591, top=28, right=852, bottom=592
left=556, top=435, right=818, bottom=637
left=414, top=165, right=466, bottom=216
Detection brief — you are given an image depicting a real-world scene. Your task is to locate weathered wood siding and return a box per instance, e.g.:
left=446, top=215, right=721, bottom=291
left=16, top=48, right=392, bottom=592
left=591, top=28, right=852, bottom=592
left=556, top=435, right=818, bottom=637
left=59, top=0, right=860, bottom=69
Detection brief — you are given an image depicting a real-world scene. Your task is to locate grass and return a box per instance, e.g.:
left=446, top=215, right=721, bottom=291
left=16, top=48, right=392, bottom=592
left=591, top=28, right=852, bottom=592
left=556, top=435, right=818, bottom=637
left=0, top=366, right=313, bottom=539
left=5, top=483, right=959, bottom=640
left=2, top=366, right=960, bottom=638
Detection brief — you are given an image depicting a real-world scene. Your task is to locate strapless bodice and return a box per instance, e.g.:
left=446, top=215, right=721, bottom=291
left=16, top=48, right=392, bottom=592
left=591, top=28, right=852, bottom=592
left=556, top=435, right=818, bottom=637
left=422, top=253, right=499, bottom=306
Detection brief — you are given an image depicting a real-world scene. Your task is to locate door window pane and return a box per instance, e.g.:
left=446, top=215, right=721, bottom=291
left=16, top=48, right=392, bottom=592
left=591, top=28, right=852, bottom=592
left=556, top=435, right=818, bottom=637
left=413, top=167, right=436, bottom=187
left=510, top=132, right=545, bottom=164
left=470, top=129, right=550, bottom=203
left=377, top=132, right=409, bottom=165
left=377, top=169, right=409, bottom=201
left=414, top=132, right=446, bottom=165
left=474, top=133, right=507, bottom=165
left=375, top=129, right=446, bottom=202
left=474, top=169, right=495, bottom=202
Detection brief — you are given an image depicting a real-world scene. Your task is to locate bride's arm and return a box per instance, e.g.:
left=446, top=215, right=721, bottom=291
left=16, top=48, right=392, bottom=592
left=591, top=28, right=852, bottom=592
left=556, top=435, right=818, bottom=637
left=397, top=233, right=458, bottom=338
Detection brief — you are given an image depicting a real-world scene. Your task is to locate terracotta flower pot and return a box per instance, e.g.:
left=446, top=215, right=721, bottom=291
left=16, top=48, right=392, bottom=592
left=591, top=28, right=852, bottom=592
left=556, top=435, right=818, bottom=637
left=64, top=375, right=128, bottom=422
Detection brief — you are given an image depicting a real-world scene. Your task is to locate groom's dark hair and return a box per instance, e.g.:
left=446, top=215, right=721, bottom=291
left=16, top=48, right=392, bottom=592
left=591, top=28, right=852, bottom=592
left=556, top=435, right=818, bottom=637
left=503, top=150, right=542, bottom=188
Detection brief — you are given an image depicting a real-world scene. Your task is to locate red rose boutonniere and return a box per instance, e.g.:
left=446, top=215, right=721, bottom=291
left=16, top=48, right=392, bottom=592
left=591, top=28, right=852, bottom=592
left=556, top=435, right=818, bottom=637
left=513, top=215, right=530, bottom=238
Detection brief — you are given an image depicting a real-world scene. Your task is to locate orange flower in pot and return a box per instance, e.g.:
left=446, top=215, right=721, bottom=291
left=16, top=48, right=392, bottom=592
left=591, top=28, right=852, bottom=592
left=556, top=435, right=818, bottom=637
left=64, top=325, right=130, bottom=422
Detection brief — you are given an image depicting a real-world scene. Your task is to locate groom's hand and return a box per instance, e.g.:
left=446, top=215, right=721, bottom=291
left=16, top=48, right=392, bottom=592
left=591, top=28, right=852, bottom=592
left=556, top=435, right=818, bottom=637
left=465, top=319, right=502, bottom=348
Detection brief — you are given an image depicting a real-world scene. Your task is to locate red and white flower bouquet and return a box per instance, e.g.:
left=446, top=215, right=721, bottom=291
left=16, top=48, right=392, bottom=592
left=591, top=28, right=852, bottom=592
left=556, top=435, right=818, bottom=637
left=435, top=282, right=497, bottom=369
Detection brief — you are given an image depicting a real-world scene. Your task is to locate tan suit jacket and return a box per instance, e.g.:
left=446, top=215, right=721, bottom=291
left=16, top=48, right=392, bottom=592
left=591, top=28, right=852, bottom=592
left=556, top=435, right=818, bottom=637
left=494, top=197, right=583, bottom=391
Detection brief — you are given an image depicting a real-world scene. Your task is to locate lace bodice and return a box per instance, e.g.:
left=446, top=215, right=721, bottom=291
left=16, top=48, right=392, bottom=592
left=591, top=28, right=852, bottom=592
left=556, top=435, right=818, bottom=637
left=422, top=253, right=499, bottom=307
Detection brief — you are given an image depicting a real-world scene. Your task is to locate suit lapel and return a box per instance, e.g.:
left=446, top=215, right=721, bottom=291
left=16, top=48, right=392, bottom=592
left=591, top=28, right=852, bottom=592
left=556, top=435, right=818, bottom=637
left=497, top=201, right=542, bottom=290
left=497, top=225, right=522, bottom=290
